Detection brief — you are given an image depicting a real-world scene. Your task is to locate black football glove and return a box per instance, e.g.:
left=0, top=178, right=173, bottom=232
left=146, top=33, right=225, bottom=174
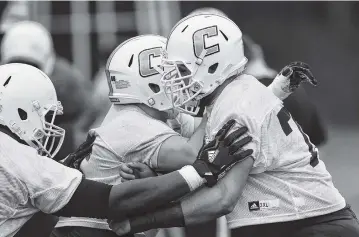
left=192, top=119, right=253, bottom=187
left=279, top=61, right=317, bottom=92
left=61, top=133, right=96, bottom=170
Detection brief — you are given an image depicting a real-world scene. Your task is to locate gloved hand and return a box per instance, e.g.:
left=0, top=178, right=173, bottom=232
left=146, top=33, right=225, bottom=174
left=61, top=133, right=96, bottom=170
left=279, top=61, right=317, bottom=93
left=192, top=119, right=253, bottom=187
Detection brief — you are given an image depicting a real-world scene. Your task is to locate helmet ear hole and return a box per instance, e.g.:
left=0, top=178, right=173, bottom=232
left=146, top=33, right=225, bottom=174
left=149, top=83, right=160, bottom=93
left=18, top=108, right=28, bottom=120
left=208, top=63, right=219, bottom=74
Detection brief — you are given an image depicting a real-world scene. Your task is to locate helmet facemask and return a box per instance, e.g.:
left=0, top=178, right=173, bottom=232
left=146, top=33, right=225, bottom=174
left=25, top=101, right=65, bottom=158
left=160, top=52, right=206, bottom=115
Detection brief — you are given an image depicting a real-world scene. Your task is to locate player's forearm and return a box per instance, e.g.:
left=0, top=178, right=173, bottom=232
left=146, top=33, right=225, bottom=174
left=127, top=185, right=228, bottom=232
left=108, top=186, right=225, bottom=235
left=123, top=158, right=254, bottom=234
left=156, top=116, right=207, bottom=172
left=182, top=157, right=254, bottom=225
left=122, top=202, right=186, bottom=234
left=54, top=166, right=204, bottom=220
left=108, top=167, right=205, bottom=219
left=122, top=175, right=241, bottom=233
left=181, top=183, right=231, bottom=225
left=156, top=144, right=197, bottom=172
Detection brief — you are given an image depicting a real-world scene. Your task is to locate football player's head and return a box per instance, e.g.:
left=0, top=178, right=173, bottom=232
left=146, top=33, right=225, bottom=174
left=106, top=35, right=186, bottom=116
left=0, top=63, right=65, bottom=158
left=160, top=13, right=247, bottom=115
left=1, top=21, right=55, bottom=75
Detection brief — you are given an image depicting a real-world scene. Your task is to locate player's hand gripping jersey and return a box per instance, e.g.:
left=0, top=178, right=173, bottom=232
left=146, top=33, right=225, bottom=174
left=205, top=74, right=345, bottom=229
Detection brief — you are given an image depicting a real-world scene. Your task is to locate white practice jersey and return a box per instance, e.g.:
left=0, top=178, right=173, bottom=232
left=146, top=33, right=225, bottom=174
left=205, top=75, right=345, bottom=229
left=0, top=133, right=82, bottom=237
left=167, top=112, right=197, bottom=138
left=57, top=105, right=179, bottom=237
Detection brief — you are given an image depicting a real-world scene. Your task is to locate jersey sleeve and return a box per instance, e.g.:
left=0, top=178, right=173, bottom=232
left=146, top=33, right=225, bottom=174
left=229, top=115, right=265, bottom=171
left=207, top=112, right=264, bottom=172
left=97, top=109, right=180, bottom=169
left=10, top=146, right=83, bottom=214
left=125, top=122, right=180, bottom=169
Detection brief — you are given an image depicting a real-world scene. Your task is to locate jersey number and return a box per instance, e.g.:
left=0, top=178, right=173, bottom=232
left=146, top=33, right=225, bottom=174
left=277, top=108, right=319, bottom=167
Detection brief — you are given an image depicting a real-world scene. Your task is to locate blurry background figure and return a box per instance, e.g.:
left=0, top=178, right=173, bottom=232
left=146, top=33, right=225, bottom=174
left=88, top=47, right=112, bottom=129
left=243, top=35, right=277, bottom=80
left=0, top=1, right=94, bottom=161
left=0, top=1, right=30, bottom=32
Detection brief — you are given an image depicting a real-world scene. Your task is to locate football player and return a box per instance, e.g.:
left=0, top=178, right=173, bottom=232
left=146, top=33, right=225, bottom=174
left=51, top=35, right=253, bottom=237
left=109, top=14, right=359, bottom=237
left=0, top=63, right=252, bottom=237
left=187, top=7, right=327, bottom=147
left=0, top=21, right=94, bottom=161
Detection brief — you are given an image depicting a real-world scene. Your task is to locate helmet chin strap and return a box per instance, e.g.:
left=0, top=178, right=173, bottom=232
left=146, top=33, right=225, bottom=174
left=195, top=49, right=207, bottom=66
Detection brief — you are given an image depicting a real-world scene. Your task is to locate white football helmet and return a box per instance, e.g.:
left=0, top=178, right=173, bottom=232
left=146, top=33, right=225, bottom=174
left=1, top=21, right=55, bottom=75
left=106, top=35, right=178, bottom=113
left=161, top=14, right=247, bottom=115
left=0, top=64, right=65, bottom=158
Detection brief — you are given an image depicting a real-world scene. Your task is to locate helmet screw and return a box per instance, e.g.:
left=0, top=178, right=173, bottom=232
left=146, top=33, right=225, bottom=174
left=148, top=98, right=155, bottom=106
left=193, top=83, right=201, bottom=91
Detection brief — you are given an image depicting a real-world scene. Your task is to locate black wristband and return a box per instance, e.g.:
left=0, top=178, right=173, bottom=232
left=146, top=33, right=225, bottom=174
left=129, top=202, right=185, bottom=233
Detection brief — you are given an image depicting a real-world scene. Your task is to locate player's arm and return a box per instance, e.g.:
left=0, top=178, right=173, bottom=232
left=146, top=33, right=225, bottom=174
left=109, top=120, right=258, bottom=235
left=109, top=154, right=254, bottom=235
left=54, top=168, right=199, bottom=220
left=12, top=145, right=196, bottom=220
left=20, top=120, right=247, bottom=220
left=265, top=62, right=326, bottom=146
left=57, top=119, right=250, bottom=219
left=156, top=115, right=207, bottom=172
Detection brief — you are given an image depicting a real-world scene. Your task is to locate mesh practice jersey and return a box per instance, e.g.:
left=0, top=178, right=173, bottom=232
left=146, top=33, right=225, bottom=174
left=205, top=75, right=345, bottom=229
left=0, top=133, right=82, bottom=237
left=56, top=105, right=179, bottom=237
